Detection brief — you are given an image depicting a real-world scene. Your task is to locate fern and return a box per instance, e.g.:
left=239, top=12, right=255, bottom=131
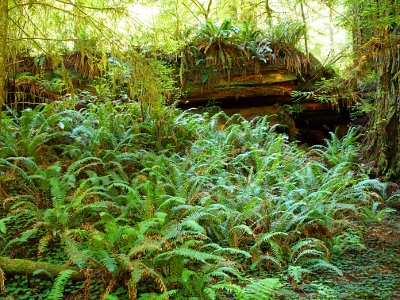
left=244, top=277, right=282, bottom=300
left=251, top=231, right=287, bottom=251
left=38, top=234, right=53, bottom=254
left=129, top=262, right=167, bottom=294
left=1, top=229, right=38, bottom=255
left=290, top=238, right=329, bottom=260
left=291, top=265, right=310, bottom=284
left=0, top=158, right=36, bottom=190
left=167, top=255, right=184, bottom=278
left=48, top=269, right=75, bottom=300
left=208, top=265, right=243, bottom=280
left=204, top=243, right=252, bottom=259
left=0, top=219, right=6, bottom=235
left=103, top=295, right=119, bottom=300
left=65, top=156, right=104, bottom=176
left=213, top=282, right=246, bottom=299
left=158, top=247, right=225, bottom=264
left=304, top=258, right=343, bottom=276
left=250, top=254, right=282, bottom=270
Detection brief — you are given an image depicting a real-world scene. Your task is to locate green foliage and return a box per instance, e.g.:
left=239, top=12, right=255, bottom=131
left=244, top=277, right=282, bottom=300
left=311, top=126, right=360, bottom=166
left=48, top=270, right=74, bottom=300
left=0, top=100, right=393, bottom=299
left=265, top=21, right=306, bottom=47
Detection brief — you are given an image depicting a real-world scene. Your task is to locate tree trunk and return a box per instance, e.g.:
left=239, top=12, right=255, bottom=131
left=0, top=257, right=85, bottom=281
left=357, top=0, right=400, bottom=181
left=299, top=0, right=309, bottom=60
left=0, top=0, right=8, bottom=138
left=365, top=37, right=400, bottom=181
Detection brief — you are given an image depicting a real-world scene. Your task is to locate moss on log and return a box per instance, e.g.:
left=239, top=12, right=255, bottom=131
left=182, top=82, right=296, bottom=103
left=0, top=257, right=85, bottom=281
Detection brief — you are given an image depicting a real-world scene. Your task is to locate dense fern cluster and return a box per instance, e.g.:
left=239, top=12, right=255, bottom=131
left=181, top=19, right=310, bottom=88
left=0, top=99, right=391, bottom=299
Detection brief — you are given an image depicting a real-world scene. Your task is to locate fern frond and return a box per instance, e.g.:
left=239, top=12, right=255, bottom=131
left=167, top=256, right=184, bottom=278
left=208, top=265, right=242, bottom=279
left=353, top=178, right=386, bottom=193
left=48, top=269, right=75, bottom=300
left=244, top=277, right=282, bottom=300
left=38, top=234, right=53, bottom=255
left=251, top=231, right=287, bottom=251
left=160, top=247, right=225, bottom=264
left=205, top=243, right=252, bottom=259
left=130, top=261, right=167, bottom=294
left=290, top=238, right=329, bottom=263
left=213, top=282, right=246, bottom=300
left=158, top=196, right=186, bottom=211
left=229, top=224, right=253, bottom=236
left=179, top=219, right=206, bottom=235
left=293, top=249, right=324, bottom=264
left=250, top=254, right=282, bottom=270
left=0, top=158, right=35, bottom=188
left=66, top=156, right=104, bottom=176
left=304, top=258, right=343, bottom=276
left=100, top=253, right=118, bottom=274
left=128, top=238, right=163, bottom=258
left=103, top=295, right=119, bottom=300
left=1, top=229, right=38, bottom=255
left=8, top=198, right=38, bottom=212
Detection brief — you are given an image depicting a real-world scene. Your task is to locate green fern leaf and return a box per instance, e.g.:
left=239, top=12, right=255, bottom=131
left=2, top=229, right=38, bottom=255
left=213, top=282, right=246, bottom=300
left=305, top=258, right=343, bottom=276
left=250, top=254, right=282, bottom=270
left=162, top=248, right=225, bottom=264
left=244, top=277, right=282, bottom=300
left=48, top=269, right=75, bottom=300
left=251, top=231, right=287, bottom=251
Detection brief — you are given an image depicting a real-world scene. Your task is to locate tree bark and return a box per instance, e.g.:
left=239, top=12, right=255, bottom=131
left=365, top=38, right=400, bottom=181
left=357, top=0, right=400, bottom=181
left=0, top=257, right=85, bottom=281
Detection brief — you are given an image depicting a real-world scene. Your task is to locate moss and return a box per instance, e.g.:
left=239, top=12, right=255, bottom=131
left=0, top=257, right=84, bottom=281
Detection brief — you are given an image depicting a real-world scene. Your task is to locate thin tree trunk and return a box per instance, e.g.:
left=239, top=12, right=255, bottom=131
left=329, top=8, right=334, bottom=57
left=74, top=0, right=83, bottom=50
left=264, top=0, right=274, bottom=27
left=0, top=0, right=8, bottom=138
left=299, top=0, right=309, bottom=60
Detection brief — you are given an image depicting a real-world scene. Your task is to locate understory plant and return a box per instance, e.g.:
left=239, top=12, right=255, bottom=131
left=0, top=99, right=392, bottom=299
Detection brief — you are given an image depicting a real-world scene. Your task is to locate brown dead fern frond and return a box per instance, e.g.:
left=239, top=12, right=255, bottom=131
left=126, top=279, right=137, bottom=300
left=82, top=268, right=93, bottom=300
left=142, top=272, right=168, bottom=296
left=102, top=277, right=117, bottom=298
left=0, top=267, right=6, bottom=296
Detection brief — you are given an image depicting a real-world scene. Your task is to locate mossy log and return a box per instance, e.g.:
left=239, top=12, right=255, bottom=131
left=181, top=69, right=298, bottom=103
left=0, top=257, right=85, bottom=281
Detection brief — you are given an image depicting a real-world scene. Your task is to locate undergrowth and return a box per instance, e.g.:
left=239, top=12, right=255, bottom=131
left=0, top=98, right=397, bottom=299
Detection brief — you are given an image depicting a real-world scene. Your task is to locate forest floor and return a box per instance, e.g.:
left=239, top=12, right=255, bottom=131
left=283, top=215, right=400, bottom=299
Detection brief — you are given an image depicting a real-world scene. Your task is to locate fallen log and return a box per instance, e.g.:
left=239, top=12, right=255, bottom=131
left=0, top=256, right=85, bottom=281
